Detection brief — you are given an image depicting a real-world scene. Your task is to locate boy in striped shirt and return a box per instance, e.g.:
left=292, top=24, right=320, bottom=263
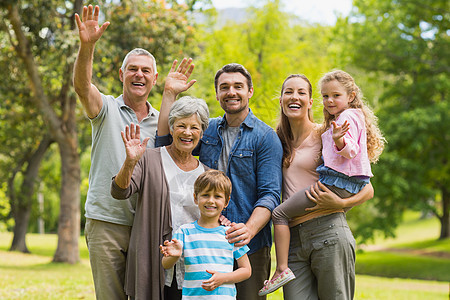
left=160, top=170, right=252, bottom=299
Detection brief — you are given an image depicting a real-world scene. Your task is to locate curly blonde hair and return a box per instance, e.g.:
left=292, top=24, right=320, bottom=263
left=318, top=70, right=385, bottom=163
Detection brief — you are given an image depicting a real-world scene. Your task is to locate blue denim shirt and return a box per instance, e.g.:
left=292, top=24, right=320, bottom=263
left=156, top=109, right=282, bottom=254
left=198, top=110, right=282, bottom=254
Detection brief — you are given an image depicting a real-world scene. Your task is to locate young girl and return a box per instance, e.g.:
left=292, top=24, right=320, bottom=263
left=259, top=70, right=385, bottom=296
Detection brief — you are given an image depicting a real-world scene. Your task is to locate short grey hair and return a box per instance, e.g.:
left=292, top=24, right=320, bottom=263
left=121, top=48, right=157, bottom=74
left=168, top=96, right=209, bottom=132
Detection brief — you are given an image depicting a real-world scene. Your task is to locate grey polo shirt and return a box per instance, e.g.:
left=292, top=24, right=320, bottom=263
left=84, top=93, right=159, bottom=226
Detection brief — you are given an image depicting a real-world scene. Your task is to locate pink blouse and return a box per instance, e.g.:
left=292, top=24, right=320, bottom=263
left=282, top=126, right=321, bottom=201
left=321, top=109, right=372, bottom=177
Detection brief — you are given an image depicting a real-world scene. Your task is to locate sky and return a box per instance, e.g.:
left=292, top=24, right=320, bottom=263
left=210, top=0, right=353, bottom=25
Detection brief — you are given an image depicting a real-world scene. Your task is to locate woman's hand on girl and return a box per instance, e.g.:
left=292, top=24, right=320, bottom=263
left=305, top=182, right=346, bottom=211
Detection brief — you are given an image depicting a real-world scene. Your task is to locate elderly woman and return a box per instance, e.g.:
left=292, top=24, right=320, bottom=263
left=111, top=96, right=210, bottom=300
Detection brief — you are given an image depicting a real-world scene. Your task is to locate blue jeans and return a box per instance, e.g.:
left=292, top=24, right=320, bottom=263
left=283, top=213, right=356, bottom=300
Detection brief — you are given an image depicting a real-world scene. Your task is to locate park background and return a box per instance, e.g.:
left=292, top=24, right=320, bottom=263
left=0, top=0, right=448, bottom=298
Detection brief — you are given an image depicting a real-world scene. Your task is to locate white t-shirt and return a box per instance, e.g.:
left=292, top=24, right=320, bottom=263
left=161, top=146, right=205, bottom=288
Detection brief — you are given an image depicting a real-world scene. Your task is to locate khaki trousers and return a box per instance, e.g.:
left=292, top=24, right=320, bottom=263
left=85, top=218, right=131, bottom=300
left=283, top=212, right=356, bottom=300
left=236, top=246, right=271, bottom=300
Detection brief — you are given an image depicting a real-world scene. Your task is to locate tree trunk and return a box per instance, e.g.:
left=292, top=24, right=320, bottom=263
left=7, top=2, right=82, bottom=263
left=10, top=207, right=31, bottom=253
left=10, top=136, right=53, bottom=253
left=52, top=138, right=81, bottom=264
left=439, top=185, right=449, bottom=239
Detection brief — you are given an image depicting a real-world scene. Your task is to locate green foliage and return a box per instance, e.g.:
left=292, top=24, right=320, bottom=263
left=337, top=0, right=450, bottom=238
left=2, top=0, right=446, bottom=248
left=0, top=0, right=80, bottom=243
left=0, top=0, right=201, bottom=238
left=191, top=0, right=336, bottom=126
left=31, top=144, right=61, bottom=234
left=0, top=183, right=13, bottom=232
left=91, top=0, right=197, bottom=102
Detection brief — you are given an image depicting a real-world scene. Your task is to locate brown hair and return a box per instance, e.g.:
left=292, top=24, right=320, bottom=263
left=214, top=63, right=253, bottom=92
left=276, top=74, right=314, bottom=168
left=319, top=70, right=385, bottom=163
left=194, top=170, right=232, bottom=203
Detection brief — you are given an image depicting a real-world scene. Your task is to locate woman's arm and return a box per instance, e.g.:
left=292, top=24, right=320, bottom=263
left=305, top=181, right=374, bottom=211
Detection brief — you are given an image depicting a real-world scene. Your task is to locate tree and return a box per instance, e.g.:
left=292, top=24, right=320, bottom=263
left=8, top=136, right=53, bottom=252
left=1, top=0, right=84, bottom=263
left=90, top=0, right=197, bottom=103
left=339, top=0, right=449, bottom=239
left=191, top=0, right=335, bottom=125
left=0, top=0, right=201, bottom=261
left=0, top=10, right=56, bottom=251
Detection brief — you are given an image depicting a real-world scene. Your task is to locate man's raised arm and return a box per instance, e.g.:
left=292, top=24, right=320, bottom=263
left=73, top=5, right=109, bottom=118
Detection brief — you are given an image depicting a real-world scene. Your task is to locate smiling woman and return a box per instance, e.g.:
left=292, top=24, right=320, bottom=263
left=110, top=96, right=210, bottom=299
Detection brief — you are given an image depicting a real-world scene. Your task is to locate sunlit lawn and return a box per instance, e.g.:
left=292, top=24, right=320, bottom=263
left=0, top=212, right=449, bottom=299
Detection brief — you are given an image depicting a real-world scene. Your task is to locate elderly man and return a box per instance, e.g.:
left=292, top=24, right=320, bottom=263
left=73, top=5, right=194, bottom=299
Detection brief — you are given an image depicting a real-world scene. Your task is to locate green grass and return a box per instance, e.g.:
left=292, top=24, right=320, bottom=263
left=0, top=212, right=449, bottom=299
left=365, top=211, right=443, bottom=248
left=354, top=275, right=449, bottom=300
left=356, top=250, right=450, bottom=281
left=356, top=211, right=450, bottom=282
left=0, top=233, right=93, bottom=299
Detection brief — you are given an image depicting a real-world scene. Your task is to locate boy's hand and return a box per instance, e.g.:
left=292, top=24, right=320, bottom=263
left=202, top=270, right=226, bottom=291
left=159, top=239, right=182, bottom=257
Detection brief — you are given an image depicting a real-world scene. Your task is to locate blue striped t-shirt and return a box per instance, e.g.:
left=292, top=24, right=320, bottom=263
left=173, top=220, right=249, bottom=300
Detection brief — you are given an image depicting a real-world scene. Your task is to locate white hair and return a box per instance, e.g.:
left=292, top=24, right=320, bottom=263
left=120, top=48, right=157, bottom=74
left=168, top=96, right=209, bottom=132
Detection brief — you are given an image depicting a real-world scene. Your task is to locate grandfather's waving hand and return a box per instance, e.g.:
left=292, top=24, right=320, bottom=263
left=75, top=5, right=109, bottom=45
